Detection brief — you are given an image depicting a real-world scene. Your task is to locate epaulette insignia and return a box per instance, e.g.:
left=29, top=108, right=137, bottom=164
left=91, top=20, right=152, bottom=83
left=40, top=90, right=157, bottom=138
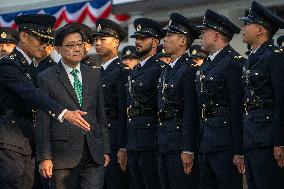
left=234, top=55, right=243, bottom=59
left=274, top=48, right=283, bottom=53
left=8, top=54, right=16, bottom=60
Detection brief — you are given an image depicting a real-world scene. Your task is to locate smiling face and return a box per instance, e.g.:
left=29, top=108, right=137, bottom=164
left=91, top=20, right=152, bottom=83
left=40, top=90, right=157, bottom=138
left=56, top=32, right=84, bottom=66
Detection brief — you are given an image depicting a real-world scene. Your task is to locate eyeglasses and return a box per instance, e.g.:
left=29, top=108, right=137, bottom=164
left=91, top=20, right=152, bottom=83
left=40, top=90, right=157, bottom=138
left=61, top=42, right=85, bottom=49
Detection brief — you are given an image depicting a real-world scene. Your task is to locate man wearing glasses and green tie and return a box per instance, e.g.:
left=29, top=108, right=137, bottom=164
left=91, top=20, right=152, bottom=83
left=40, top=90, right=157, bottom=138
left=36, top=23, right=110, bottom=189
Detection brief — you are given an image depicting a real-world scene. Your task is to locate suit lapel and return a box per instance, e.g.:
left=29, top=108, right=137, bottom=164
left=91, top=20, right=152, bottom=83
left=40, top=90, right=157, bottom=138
left=166, top=54, right=186, bottom=81
left=56, top=61, right=81, bottom=108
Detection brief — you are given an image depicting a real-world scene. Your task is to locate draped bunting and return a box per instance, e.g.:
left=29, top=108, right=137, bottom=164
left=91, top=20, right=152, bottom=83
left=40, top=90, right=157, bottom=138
left=0, top=0, right=130, bottom=29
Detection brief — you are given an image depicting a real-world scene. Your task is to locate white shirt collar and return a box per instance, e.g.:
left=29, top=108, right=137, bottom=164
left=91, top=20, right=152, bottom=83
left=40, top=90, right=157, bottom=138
left=16, top=47, right=33, bottom=65
left=140, top=55, right=152, bottom=67
left=61, top=60, right=81, bottom=74
left=209, top=48, right=223, bottom=61
left=169, top=56, right=181, bottom=68
left=250, top=45, right=261, bottom=55
left=102, top=56, right=118, bottom=70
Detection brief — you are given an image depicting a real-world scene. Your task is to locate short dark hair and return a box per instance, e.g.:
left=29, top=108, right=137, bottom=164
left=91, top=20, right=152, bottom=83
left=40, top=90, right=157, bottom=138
left=54, top=25, right=84, bottom=46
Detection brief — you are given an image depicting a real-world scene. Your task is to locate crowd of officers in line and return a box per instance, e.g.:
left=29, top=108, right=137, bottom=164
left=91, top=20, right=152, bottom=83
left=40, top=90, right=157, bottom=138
left=1, top=1, right=284, bottom=189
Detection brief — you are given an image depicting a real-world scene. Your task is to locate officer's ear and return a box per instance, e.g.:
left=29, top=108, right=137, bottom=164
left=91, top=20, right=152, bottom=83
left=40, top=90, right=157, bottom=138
left=19, top=32, right=29, bottom=43
left=113, top=38, right=120, bottom=49
left=152, top=38, right=159, bottom=49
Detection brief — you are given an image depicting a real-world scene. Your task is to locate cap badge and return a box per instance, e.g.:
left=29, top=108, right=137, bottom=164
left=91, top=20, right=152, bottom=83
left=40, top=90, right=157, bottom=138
left=137, top=24, right=142, bottom=31
left=192, top=49, right=197, bottom=55
left=168, top=20, right=172, bottom=27
left=162, top=49, right=166, bottom=54
left=97, top=24, right=102, bottom=32
left=126, top=49, right=131, bottom=55
left=47, top=28, right=52, bottom=34
left=1, top=32, right=7, bottom=39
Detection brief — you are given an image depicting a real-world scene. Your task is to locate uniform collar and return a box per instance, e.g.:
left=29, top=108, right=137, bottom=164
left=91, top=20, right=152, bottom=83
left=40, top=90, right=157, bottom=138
left=140, top=55, right=152, bottom=67
left=16, top=47, right=33, bottom=65
left=209, top=47, right=223, bottom=61
left=169, top=56, right=181, bottom=68
left=102, top=56, right=118, bottom=70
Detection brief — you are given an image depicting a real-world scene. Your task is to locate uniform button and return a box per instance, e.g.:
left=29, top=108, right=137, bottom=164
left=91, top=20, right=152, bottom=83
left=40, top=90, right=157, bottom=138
left=132, top=80, right=135, bottom=83
left=11, top=120, right=15, bottom=124
left=210, top=77, right=213, bottom=80
left=52, top=114, right=55, bottom=117
left=139, top=83, right=143, bottom=86
left=108, top=123, right=111, bottom=127
left=160, top=123, right=163, bottom=126
left=266, top=116, right=270, bottom=119
left=129, top=119, right=131, bottom=122
left=103, top=84, right=106, bottom=87
left=171, top=85, right=174, bottom=87
left=48, top=111, right=52, bottom=115
left=147, top=124, right=150, bottom=127
left=177, top=126, right=179, bottom=129
left=224, top=121, right=227, bottom=124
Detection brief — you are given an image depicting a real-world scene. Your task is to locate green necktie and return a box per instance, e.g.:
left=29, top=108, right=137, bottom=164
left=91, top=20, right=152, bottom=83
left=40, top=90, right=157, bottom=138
left=70, top=69, right=83, bottom=107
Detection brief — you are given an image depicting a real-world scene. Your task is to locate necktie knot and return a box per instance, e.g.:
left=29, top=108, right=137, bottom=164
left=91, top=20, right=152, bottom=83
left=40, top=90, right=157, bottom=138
left=70, top=68, right=79, bottom=76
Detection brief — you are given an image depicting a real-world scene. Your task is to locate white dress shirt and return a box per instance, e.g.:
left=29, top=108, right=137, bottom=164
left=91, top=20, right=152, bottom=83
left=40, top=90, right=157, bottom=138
left=16, top=47, right=33, bottom=65
left=140, top=56, right=152, bottom=67
left=169, top=56, right=181, bottom=68
left=61, top=61, right=82, bottom=86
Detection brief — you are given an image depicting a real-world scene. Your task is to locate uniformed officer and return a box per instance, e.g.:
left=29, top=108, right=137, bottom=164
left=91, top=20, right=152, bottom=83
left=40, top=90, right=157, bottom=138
left=277, top=35, right=284, bottom=47
left=92, top=19, right=131, bottom=189
left=0, top=14, right=90, bottom=189
left=121, top=45, right=139, bottom=69
left=188, top=45, right=209, bottom=66
left=197, top=9, right=245, bottom=189
left=34, top=44, right=56, bottom=74
left=0, top=27, right=18, bottom=58
left=157, top=13, right=200, bottom=189
left=126, top=18, right=166, bottom=189
left=240, top=1, right=284, bottom=188
left=156, top=44, right=171, bottom=64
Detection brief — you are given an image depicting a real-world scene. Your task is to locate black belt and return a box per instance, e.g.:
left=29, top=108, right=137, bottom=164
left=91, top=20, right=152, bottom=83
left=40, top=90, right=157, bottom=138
left=158, top=108, right=181, bottom=122
left=0, top=109, right=34, bottom=120
left=201, top=106, right=230, bottom=120
left=127, top=107, right=155, bottom=117
left=245, top=102, right=274, bottom=113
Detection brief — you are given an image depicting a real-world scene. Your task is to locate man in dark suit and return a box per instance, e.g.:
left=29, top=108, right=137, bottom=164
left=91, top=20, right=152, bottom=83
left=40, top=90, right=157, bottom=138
left=196, top=9, right=245, bottom=189
left=92, top=19, right=131, bottom=189
left=157, top=13, right=200, bottom=189
left=0, top=14, right=90, bottom=189
left=37, top=24, right=110, bottom=189
left=240, top=1, right=284, bottom=188
left=126, top=18, right=167, bottom=189
left=0, top=27, right=18, bottom=58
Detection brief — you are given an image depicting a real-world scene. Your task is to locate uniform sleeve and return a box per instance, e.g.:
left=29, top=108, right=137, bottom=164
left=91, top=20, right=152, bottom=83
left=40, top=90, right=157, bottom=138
left=269, top=51, right=284, bottom=146
left=0, top=62, right=64, bottom=118
left=96, top=71, right=110, bottom=154
left=181, top=66, right=199, bottom=152
left=226, top=58, right=244, bottom=155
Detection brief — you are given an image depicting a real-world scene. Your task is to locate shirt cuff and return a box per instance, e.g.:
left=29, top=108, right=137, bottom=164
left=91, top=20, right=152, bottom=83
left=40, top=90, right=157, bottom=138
left=58, top=109, right=67, bottom=122
left=182, top=151, right=194, bottom=155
